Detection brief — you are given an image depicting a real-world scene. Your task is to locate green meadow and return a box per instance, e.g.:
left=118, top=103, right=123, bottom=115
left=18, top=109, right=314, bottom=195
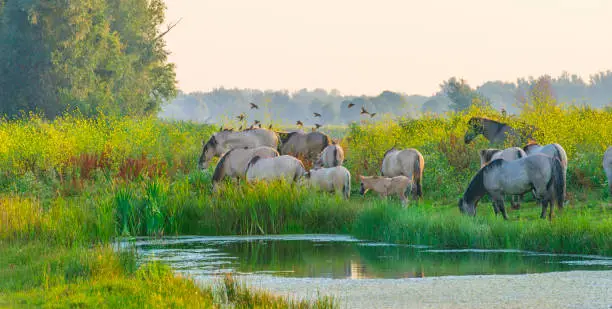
left=1, top=102, right=612, bottom=307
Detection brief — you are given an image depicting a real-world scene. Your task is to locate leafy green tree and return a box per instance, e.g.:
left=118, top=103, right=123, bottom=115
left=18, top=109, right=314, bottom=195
left=440, top=77, right=490, bottom=112
left=0, top=0, right=176, bottom=118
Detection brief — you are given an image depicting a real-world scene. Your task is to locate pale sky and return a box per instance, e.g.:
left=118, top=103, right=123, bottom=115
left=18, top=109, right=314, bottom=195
left=164, top=0, right=612, bottom=96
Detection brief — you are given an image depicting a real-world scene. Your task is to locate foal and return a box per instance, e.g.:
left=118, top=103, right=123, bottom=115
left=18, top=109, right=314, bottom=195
left=359, top=175, right=413, bottom=206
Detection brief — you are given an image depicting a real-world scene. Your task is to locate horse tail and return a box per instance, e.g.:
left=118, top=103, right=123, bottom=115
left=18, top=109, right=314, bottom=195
left=551, top=144, right=566, bottom=200
left=333, top=146, right=339, bottom=167
left=550, top=156, right=565, bottom=211
left=212, top=149, right=234, bottom=183
left=321, top=133, right=332, bottom=152
left=294, top=160, right=306, bottom=182
left=414, top=153, right=423, bottom=198
left=246, top=155, right=261, bottom=177
left=343, top=169, right=351, bottom=199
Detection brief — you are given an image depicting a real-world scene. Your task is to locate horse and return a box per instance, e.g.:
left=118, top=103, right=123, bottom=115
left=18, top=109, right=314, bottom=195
left=245, top=155, right=306, bottom=183
left=279, top=131, right=332, bottom=163
left=458, top=154, right=565, bottom=220
left=523, top=143, right=568, bottom=201
left=478, top=147, right=526, bottom=167
left=604, top=147, right=612, bottom=196
left=315, top=143, right=345, bottom=168
left=212, top=146, right=279, bottom=186
left=198, top=128, right=279, bottom=170
left=478, top=147, right=527, bottom=209
left=381, top=148, right=424, bottom=198
left=465, top=117, right=535, bottom=145
left=359, top=175, right=413, bottom=206
left=303, top=166, right=351, bottom=199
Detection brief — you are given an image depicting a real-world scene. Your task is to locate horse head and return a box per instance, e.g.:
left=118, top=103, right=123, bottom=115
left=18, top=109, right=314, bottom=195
left=458, top=197, right=476, bottom=216
left=464, top=118, right=485, bottom=144
left=198, top=134, right=221, bottom=170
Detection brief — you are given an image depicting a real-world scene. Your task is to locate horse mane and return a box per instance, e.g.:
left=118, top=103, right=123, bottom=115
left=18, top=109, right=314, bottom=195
left=203, top=135, right=217, bottom=153
left=469, top=117, right=505, bottom=126
left=479, top=149, right=500, bottom=163
left=464, top=159, right=504, bottom=203
left=212, top=148, right=236, bottom=182
left=523, top=142, right=540, bottom=152
left=246, top=155, right=262, bottom=171
left=280, top=132, right=298, bottom=145
left=383, top=147, right=397, bottom=158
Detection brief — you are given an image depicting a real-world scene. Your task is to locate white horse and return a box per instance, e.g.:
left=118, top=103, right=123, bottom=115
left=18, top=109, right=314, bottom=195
left=304, top=166, right=351, bottom=199
left=245, top=155, right=306, bottom=183
left=459, top=154, right=565, bottom=220
left=381, top=148, right=424, bottom=198
left=198, top=128, right=279, bottom=170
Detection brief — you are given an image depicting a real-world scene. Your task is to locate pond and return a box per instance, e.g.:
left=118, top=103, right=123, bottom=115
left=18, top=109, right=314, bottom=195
left=127, top=234, right=612, bottom=280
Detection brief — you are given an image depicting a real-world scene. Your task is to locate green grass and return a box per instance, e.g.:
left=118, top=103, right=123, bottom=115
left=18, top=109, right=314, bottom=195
left=1, top=112, right=612, bottom=307
left=0, top=242, right=336, bottom=308
left=352, top=200, right=611, bottom=256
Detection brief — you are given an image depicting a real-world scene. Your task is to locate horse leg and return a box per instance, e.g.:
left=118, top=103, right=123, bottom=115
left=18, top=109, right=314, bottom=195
left=548, top=199, right=554, bottom=221
left=540, top=200, right=548, bottom=220
left=399, top=191, right=408, bottom=207
left=511, top=194, right=521, bottom=210
left=497, top=200, right=509, bottom=220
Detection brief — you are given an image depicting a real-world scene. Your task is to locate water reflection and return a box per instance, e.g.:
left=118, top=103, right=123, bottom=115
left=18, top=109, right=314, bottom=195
left=130, top=235, right=611, bottom=279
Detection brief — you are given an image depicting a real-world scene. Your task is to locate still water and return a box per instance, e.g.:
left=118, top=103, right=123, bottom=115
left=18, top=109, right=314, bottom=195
left=127, top=234, right=612, bottom=279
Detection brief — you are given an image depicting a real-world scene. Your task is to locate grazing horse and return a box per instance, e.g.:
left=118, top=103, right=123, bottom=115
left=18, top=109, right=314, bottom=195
left=212, top=146, right=279, bottom=185
left=604, top=147, right=612, bottom=196
left=279, top=131, right=332, bottom=163
left=359, top=175, right=413, bottom=205
left=479, top=147, right=527, bottom=209
left=316, top=143, right=345, bottom=168
left=523, top=143, right=568, bottom=201
left=245, top=155, right=306, bottom=183
left=198, top=128, right=279, bottom=170
left=381, top=148, right=424, bottom=198
left=465, top=117, right=535, bottom=145
left=458, top=154, right=565, bottom=220
left=303, top=166, right=351, bottom=199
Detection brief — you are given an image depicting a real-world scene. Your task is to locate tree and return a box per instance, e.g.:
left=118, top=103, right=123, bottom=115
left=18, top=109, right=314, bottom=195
left=0, top=0, right=176, bottom=118
left=440, top=77, right=489, bottom=112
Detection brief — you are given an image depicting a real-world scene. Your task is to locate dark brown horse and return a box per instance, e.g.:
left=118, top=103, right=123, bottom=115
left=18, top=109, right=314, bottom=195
left=464, top=117, right=535, bottom=146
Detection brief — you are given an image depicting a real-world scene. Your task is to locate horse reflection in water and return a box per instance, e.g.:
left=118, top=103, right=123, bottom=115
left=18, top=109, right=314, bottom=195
left=344, top=260, right=369, bottom=279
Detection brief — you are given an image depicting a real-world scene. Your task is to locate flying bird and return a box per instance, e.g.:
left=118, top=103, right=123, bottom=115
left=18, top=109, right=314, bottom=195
left=236, top=113, right=246, bottom=121
left=313, top=112, right=322, bottom=117
left=369, top=113, right=377, bottom=118
left=296, top=120, right=303, bottom=127
left=250, top=102, right=259, bottom=109
left=347, top=102, right=355, bottom=108
left=315, top=123, right=322, bottom=129
left=360, top=106, right=369, bottom=115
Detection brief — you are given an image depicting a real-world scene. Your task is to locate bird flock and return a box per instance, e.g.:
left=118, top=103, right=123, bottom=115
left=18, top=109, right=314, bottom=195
left=228, top=101, right=377, bottom=131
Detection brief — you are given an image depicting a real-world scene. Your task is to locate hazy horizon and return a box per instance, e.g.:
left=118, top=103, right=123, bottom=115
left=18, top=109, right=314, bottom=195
left=164, top=0, right=612, bottom=96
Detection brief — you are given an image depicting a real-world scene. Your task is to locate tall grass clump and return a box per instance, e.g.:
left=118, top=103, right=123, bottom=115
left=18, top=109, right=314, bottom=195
left=353, top=203, right=612, bottom=256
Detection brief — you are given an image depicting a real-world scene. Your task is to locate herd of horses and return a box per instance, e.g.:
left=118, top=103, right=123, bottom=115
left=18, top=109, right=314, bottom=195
left=198, top=117, right=612, bottom=221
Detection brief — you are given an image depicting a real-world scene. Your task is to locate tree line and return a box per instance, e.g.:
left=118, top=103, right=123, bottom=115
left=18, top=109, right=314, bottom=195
left=161, top=71, right=612, bottom=125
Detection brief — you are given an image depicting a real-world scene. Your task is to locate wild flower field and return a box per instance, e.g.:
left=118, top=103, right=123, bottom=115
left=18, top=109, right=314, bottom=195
left=1, top=103, right=611, bottom=306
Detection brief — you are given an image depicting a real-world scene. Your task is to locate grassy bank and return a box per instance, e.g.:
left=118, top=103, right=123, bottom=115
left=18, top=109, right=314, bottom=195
left=0, top=242, right=335, bottom=308
left=353, top=201, right=611, bottom=256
